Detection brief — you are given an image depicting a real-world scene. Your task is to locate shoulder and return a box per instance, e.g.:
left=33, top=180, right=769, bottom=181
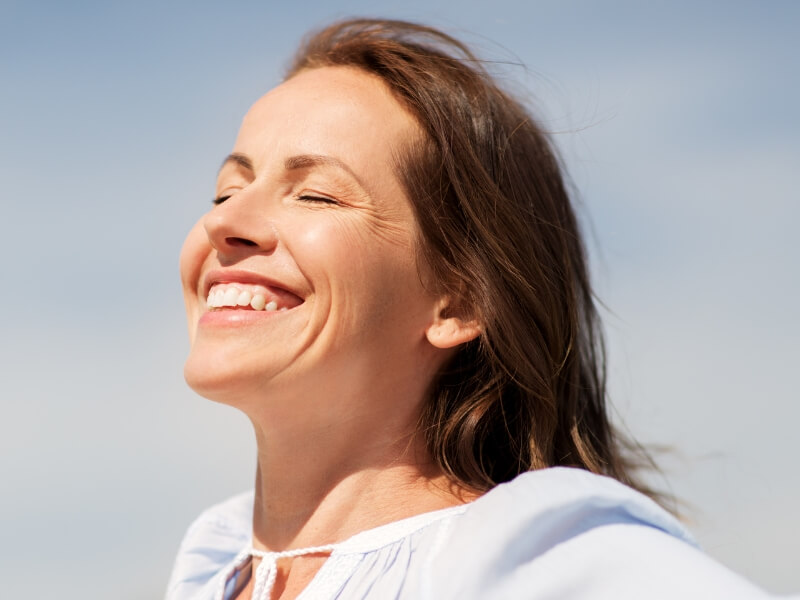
left=461, top=466, right=692, bottom=539
left=423, top=468, right=774, bottom=600
left=164, top=491, right=253, bottom=600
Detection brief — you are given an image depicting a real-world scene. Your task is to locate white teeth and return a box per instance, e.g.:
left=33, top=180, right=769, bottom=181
left=222, top=288, right=240, bottom=307
left=236, top=290, right=252, bottom=306
left=207, top=289, right=222, bottom=308
left=205, top=284, right=291, bottom=312
left=250, top=294, right=266, bottom=310
left=212, top=289, right=224, bottom=307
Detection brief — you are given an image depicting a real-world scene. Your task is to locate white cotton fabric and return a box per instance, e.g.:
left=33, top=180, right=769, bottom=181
left=164, top=467, right=791, bottom=599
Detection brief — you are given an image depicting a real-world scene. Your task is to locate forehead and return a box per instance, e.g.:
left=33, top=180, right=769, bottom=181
left=233, top=67, right=420, bottom=187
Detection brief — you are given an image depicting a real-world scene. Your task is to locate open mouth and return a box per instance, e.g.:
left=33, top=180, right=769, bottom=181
left=206, top=282, right=303, bottom=312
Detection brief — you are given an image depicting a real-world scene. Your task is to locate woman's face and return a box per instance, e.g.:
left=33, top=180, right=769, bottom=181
left=180, top=66, right=447, bottom=413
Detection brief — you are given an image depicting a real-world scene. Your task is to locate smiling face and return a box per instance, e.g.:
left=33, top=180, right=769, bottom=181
left=180, top=67, right=453, bottom=420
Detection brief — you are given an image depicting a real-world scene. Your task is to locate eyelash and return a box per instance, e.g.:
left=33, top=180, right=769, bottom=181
left=211, top=193, right=339, bottom=206
left=297, top=194, right=338, bottom=205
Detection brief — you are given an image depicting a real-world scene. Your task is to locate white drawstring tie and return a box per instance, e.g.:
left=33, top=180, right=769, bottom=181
left=249, top=544, right=336, bottom=600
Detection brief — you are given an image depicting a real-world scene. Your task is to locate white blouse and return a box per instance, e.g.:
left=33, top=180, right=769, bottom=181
left=165, top=467, right=787, bottom=599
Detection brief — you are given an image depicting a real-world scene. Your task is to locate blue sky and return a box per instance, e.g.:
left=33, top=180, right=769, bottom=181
left=1, top=1, right=798, bottom=597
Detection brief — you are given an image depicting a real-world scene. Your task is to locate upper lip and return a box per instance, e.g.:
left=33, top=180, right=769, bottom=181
left=201, top=268, right=304, bottom=300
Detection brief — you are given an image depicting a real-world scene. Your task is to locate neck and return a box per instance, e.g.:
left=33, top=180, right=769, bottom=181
left=245, top=391, right=472, bottom=552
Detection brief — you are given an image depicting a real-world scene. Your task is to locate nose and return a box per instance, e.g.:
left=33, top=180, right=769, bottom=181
left=203, top=192, right=279, bottom=261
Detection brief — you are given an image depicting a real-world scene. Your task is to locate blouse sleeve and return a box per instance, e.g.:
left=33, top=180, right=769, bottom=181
left=421, top=468, right=791, bottom=600
left=164, top=491, right=253, bottom=600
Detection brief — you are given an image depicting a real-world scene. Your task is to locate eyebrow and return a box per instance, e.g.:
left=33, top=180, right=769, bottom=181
left=219, top=152, right=254, bottom=173
left=283, top=153, right=361, bottom=183
left=219, top=152, right=367, bottom=191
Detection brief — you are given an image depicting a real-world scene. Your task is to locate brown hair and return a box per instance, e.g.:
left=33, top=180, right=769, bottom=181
left=288, top=19, right=663, bottom=501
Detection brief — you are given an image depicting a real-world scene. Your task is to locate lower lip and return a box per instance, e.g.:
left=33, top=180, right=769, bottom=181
left=198, top=307, right=293, bottom=327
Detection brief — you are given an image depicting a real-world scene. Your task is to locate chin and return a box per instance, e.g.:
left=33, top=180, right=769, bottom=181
left=183, top=347, right=263, bottom=407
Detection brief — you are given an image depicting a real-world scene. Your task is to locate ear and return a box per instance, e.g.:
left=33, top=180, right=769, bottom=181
left=425, top=297, right=482, bottom=349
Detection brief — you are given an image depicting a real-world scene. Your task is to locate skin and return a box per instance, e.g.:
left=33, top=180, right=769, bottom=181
left=179, top=66, right=480, bottom=599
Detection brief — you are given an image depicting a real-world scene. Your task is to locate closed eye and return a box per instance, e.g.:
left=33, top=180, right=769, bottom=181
left=298, top=194, right=338, bottom=205
left=212, top=193, right=339, bottom=206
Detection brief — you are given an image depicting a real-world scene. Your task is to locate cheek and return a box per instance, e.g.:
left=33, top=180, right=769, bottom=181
left=289, top=214, right=415, bottom=288
left=288, top=216, right=429, bottom=331
left=179, top=219, right=211, bottom=338
left=180, top=220, right=210, bottom=288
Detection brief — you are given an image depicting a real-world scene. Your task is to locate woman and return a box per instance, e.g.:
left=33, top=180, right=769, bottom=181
left=167, top=19, right=784, bottom=600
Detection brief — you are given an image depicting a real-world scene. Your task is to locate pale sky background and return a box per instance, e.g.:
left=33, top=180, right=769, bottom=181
left=1, top=1, right=797, bottom=598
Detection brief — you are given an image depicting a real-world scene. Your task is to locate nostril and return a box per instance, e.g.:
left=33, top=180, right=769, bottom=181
left=226, top=237, right=258, bottom=247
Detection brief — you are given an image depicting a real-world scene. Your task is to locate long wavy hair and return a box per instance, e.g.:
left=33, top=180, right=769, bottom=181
left=287, top=19, right=663, bottom=502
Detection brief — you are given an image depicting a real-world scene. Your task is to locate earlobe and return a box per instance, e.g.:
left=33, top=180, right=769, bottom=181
left=425, top=298, right=482, bottom=349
